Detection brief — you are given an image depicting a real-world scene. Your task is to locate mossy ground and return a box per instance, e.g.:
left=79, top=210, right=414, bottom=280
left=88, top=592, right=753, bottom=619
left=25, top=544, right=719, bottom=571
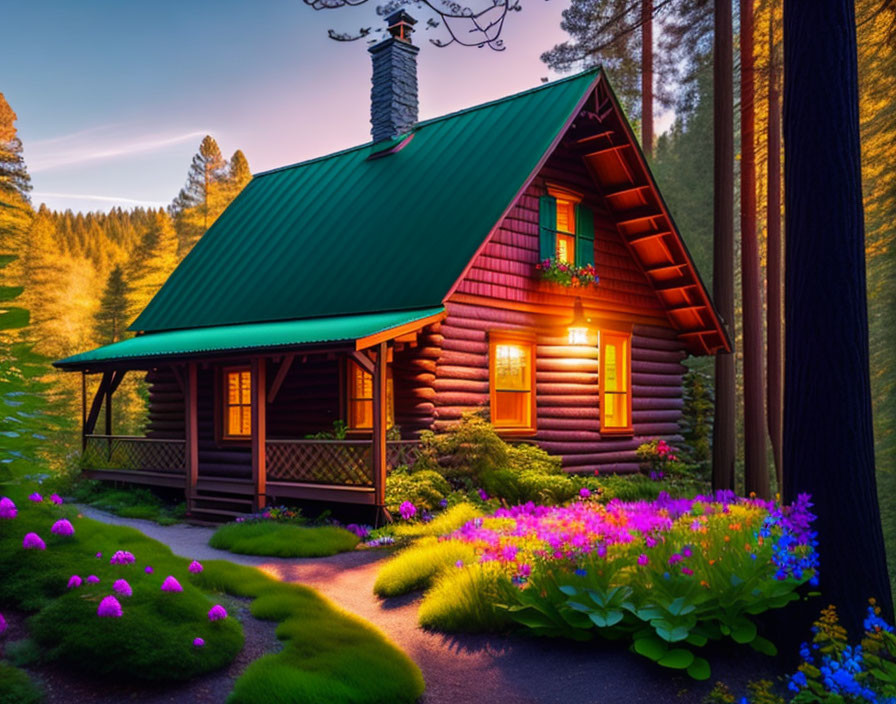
left=208, top=521, right=360, bottom=558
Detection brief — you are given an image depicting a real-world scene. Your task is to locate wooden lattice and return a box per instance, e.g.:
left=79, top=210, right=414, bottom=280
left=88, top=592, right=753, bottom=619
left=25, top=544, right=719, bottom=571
left=84, top=436, right=185, bottom=474
left=266, top=440, right=421, bottom=486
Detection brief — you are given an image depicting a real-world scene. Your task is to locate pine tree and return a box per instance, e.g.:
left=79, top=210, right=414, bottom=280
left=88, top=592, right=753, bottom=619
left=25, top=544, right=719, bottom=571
left=0, top=93, right=31, bottom=202
left=129, top=210, right=179, bottom=314
left=94, top=265, right=132, bottom=345
left=228, top=149, right=251, bottom=192
left=171, top=135, right=227, bottom=255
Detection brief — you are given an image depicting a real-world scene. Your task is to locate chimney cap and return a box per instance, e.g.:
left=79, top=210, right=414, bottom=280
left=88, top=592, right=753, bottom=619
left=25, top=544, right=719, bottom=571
left=385, top=10, right=416, bottom=42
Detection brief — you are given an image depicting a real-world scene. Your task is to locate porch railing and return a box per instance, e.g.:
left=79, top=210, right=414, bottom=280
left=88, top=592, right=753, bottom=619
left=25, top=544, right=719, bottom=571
left=83, top=435, right=186, bottom=474
left=266, top=439, right=421, bottom=486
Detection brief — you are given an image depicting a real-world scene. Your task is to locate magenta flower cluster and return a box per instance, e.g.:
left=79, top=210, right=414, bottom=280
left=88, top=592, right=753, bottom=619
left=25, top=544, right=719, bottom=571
left=188, top=560, right=203, bottom=574
left=0, top=497, right=17, bottom=519
left=51, top=519, right=75, bottom=537
left=110, top=550, right=136, bottom=565
left=399, top=501, right=416, bottom=521
left=22, top=532, right=46, bottom=550
left=208, top=604, right=227, bottom=621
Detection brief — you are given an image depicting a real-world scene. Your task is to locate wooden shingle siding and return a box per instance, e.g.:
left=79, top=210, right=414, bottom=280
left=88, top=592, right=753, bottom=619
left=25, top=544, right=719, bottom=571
left=145, top=367, right=184, bottom=439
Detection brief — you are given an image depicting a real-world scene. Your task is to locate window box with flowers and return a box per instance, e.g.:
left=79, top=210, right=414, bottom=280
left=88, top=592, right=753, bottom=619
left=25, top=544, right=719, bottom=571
left=535, top=258, right=599, bottom=288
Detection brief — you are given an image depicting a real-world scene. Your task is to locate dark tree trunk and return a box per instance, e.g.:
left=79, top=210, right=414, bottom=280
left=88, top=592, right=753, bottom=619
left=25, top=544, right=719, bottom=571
left=783, top=0, right=894, bottom=631
left=712, top=0, right=735, bottom=491
left=766, top=8, right=783, bottom=488
left=740, top=0, right=769, bottom=498
left=641, top=0, right=654, bottom=157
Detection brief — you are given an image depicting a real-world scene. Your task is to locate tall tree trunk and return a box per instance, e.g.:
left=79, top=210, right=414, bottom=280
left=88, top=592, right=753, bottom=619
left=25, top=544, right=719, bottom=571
left=766, top=7, right=783, bottom=488
left=740, top=0, right=769, bottom=497
left=641, top=0, right=654, bottom=157
left=712, top=0, right=736, bottom=492
left=783, top=0, right=894, bottom=632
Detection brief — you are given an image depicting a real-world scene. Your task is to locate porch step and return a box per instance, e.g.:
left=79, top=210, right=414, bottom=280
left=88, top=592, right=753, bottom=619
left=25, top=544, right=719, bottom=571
left=187, top=489, right=257, bottom=524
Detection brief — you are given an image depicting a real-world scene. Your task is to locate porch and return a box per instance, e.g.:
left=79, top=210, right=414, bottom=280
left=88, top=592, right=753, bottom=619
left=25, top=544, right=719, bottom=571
left=56, top=307, right=446, bottom=520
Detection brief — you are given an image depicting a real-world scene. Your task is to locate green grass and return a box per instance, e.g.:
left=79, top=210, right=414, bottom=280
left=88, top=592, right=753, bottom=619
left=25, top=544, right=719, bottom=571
left=0, top=484, right=424, bottom=702
left=373, top=537, right=477, bottom=598
left=208, top=521, right=360, bottom=558
left=70, top=480, right=186, bottom=525
left=417, top=563, right=511, bottom=633
left=0, top=661, right=43, bottom=704
left=391, top=503, right=483, bottom=539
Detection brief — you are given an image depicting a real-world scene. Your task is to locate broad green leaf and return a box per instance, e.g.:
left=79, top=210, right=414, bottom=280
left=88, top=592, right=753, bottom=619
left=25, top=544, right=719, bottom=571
left=731, top=619, right=758, bottom=644
left=658, top=648, right=695, bottom=669
left=686, top=657, right=711, bottom=681
left=633, top=636, right=668, bottom=662
left=750, top=636, right=778, bottom=656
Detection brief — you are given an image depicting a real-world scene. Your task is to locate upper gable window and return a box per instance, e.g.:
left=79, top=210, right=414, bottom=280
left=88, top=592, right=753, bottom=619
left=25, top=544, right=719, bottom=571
left=539, top=187, right=595, bottom=270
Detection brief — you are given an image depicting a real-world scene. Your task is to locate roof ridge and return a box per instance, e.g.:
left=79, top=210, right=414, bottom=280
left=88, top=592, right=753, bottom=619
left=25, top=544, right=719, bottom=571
left=251, top=67, right=602, bottom=181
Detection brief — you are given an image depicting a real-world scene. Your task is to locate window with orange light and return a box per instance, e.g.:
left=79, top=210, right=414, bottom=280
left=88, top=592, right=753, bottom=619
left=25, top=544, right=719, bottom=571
left=489, top=334, right=536, bottom=432
left=600, top=331, right=632, bottom=433
left=347, top=360, right=394, bottom=430
left=555, top=197, right=576, bottom=264
left=222, top=368, right=252, bottom=439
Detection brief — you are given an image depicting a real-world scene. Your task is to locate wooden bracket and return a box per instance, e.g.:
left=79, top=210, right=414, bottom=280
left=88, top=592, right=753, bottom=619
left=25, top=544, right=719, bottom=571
left=267, top=353, right=294, bottom=404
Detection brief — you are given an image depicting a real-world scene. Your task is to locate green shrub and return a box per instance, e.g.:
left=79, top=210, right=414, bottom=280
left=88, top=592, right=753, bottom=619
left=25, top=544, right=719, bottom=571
left=373, top=537, right=477, bottom=598
left=385, top=467, right=451, bottom=514
left=418, top=563, right=512, bottom=633
left=208, top=521, right=359, bottom=558
left=70, top=480, right=184, bottom=525
left=0, top=661, right=43, bottom=704
left=392, top=503, right=483, bottom=539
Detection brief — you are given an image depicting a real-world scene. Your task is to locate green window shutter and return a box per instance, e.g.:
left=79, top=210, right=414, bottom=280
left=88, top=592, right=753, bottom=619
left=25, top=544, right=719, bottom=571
left=575, top=203, right=595, bottom=267
left=538, top=195, right=557, bottom=262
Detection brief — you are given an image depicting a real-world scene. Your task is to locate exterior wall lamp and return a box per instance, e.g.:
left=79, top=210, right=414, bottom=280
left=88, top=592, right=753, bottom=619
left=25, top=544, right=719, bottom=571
left=568, top=297, right=589, bottom=345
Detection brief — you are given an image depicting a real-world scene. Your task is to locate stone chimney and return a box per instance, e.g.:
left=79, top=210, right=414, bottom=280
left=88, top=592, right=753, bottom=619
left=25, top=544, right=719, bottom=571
left=368, top=11, right=419, bottom=143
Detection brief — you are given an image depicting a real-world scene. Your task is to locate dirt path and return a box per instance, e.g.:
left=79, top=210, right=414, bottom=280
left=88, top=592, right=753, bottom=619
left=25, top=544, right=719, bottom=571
left=76, top=506, right=784, bottom=703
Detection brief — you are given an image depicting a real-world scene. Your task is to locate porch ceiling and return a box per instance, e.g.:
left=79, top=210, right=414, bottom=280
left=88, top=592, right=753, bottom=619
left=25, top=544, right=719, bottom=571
left=54, top=307, right=445, bottom=370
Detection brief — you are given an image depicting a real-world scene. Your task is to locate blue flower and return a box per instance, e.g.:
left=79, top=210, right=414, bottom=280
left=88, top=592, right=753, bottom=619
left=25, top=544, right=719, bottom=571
left=574, top=568, right=587, bottom=577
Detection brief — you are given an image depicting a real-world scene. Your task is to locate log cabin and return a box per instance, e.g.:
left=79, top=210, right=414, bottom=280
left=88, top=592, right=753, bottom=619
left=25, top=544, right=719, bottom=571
left=55, top=11, right=729, bottom=520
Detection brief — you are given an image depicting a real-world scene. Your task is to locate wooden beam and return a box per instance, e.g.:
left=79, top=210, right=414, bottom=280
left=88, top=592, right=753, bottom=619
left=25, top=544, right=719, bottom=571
left=604, top=184, right=650, bottom=199
left=627, top=230, right=672, bottom=245
left=583, top=143, right=630, bottom=159
left=655, top=282, right=699, bottom=293
left=84, top=371, right=114, bottom=438
left=267, top=353, right=294, bottom=404
left=575, top=130, right=615, bottom=145
left=349, top=350, right=375, bottom=375
left=355, top=310, right=446, bottom=350
left=251, top=357, right=267, bottom=511
left=645, top=262, right=687, bottom=275
left=615, top=209, right=665, bottom=227
left=81, top=371, right=87, bottom=451
left=185, top=362, right=199, bottom=512
left=372, top=341, right=388, bottom=519
left=169, top=364, right=185, bottom=396
left=667, top=304, right=704, bottom=313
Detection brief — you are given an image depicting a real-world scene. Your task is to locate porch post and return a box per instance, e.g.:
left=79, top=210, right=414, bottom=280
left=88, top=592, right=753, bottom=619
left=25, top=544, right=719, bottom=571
left=81, top=371, right=87, bottom=451
left=105, top=375, right=113, bottom=461
left=185, top=363, right=199, bottom=512
left=372, top=341, right=388, bottom=516
left=251, top=357, right=267, bottom=511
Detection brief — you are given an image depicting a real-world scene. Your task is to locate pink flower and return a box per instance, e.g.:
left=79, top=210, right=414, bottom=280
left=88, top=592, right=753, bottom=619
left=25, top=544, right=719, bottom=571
left=193, top=637, right=205, bottom=648
left=22, top=532, right=46, bottom=550
left=28, top=493, right=42, bottom=503
left=518, top=563, right=532, bottom=578
left=110, top=550, right=135, bottom=565
left=637, top=554, right=649, bottom=566
left=86, top=575, right=100, bottom=584
left=208, top=605, right=227, bottom=621
left=161, top=576, right=183, bottom=593
left=579, top=487, right=591, bottom=499
left=0, top=613, right=6, bottom=634
left=645, top=536, right=657, bottom=548
left=681, top=567, right=694, bottom=576
left=95, top=552, right=102, bottom=559
left=0, top=497, right=17, bottom=519
left=113, top=579, right=133, bottom=597
left=188, top=560, right=203, bottom=574
left=455, top=560, right=464, bottom=568
left=97, top=596, right=123, bottom=618
left=399, top=501, right=416, bottom=521
left=144, top=566, right=153, bottom=574
left=668, top=553, right=683, bottom=565
left=50, top=494, right=63, bottom=505
left=67, top=575, right=82, bottom=589
left=51, top=519, right=74, bottom=537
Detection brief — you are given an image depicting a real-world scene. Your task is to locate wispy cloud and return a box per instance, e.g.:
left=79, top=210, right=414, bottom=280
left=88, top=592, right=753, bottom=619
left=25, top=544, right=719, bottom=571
left=31, top=191, right=168, bottom=208
left=27, top=128, right=208, bottom=172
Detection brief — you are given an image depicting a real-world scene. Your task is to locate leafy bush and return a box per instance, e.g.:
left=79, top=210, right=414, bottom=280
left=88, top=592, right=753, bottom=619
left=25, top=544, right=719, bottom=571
left=0, top=661, right=43, bottom=704
left=208, top=521, right=359, bottom=558
left=377, top=491, right=819, bottom=681
left=385, top=467, right=451, bottom=514
left=373, top=537, right=477, bottom=598
left=392, top=503, right=483, bottom=539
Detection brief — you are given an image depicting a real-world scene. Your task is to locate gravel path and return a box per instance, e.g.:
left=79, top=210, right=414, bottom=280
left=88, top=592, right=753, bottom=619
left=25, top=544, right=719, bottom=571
left=76, top=506, right=785, bottom=704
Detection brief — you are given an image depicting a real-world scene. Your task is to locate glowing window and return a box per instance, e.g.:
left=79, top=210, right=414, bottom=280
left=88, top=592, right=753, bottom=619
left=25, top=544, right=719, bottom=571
left=223, top=368, right=252, bottom=439
left=490, top=335, right=535, bottom=431
left=347, top=360, right=394, bottom=430
left=600, top=332, right=632, bottom=433
left=555, top=198, right=576, bottom=264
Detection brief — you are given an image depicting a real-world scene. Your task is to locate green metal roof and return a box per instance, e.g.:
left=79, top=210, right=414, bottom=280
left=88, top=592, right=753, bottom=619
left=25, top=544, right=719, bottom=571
left=131, top=68, right=601, bottom=333
left=54, top=307, right=444, bottom=369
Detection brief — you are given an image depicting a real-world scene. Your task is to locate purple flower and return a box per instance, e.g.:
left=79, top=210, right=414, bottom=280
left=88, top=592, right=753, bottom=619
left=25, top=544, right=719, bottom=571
left=28, top=493, right=42, bottom=503
left=113, top=579, right=133, bottom=597
left=50, top=494, right=63, bottom=505
left=97, top=596, right=123, bottom=618
left=67, top=575, right=82, bottom=589
left=110, top=550, right=135, bottom=565
left=682, top=545, right=693, bottom=558
left=668, top=553, right=683, bottom=565
left=455, top=560, right=464, bottom=568
left=638, top=553, right=649, bottom=566
left=518, top=563, right=532, bottom=578
left=161, top=576, right=183, bottom=593
left=579, top=487, right=592, bottom=499
left=188, top=560, right=203, bottom=574
left=345, top=524, right=369, bottom=539
left=193, top=637, right=205, bottom=648
left=22, top=532, right=46, bottom=550
left=682, top=567, right=694, bottom=576
left=51, top=519, right=74, bottom=537
left=0, top=497, right=17, bottom=519
left=208, top=605, right=228, bottom=621
left=0, top=613, right=6, bottom=634
left=477, top=489, right=489, bottom=502
left=86, top=575, right=100, bottom=584
left=95, top=552, right=102, bottom=559
left=399, top=501, right=416, bottom=521
left=144, top=566, right=154, bottom=574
